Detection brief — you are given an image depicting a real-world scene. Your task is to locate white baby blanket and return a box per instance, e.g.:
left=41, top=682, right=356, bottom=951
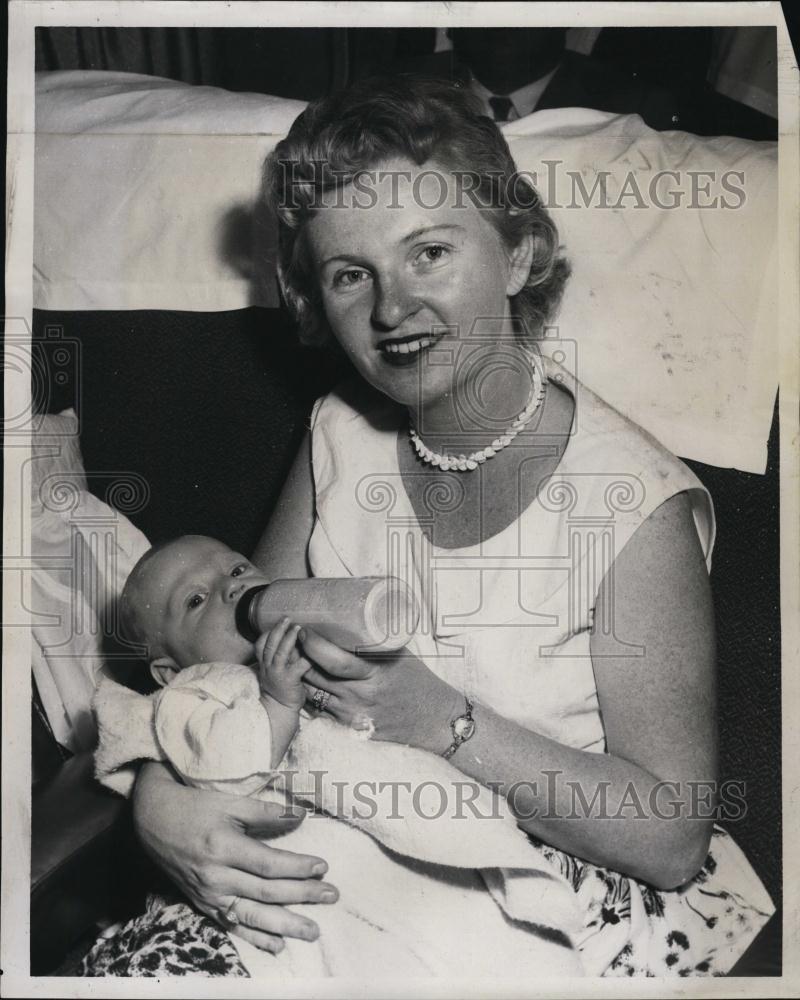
left=94, top=664, right=584, bottom=978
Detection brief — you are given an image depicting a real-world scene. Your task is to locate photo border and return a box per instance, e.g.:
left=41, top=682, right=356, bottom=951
left=4, top=2, right=799, bottom=996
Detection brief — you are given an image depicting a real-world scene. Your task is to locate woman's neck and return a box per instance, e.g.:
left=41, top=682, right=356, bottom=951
left=407, top=340, right=537, bottom=447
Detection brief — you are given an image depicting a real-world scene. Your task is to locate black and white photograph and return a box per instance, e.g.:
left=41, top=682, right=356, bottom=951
left=3, top=1, right=799, bottom=995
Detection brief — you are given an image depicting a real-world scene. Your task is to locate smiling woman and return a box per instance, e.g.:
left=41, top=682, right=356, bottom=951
left=268, top=77, right=569, bottom=354
left=305, top=158, right=536, bottom=421
left=252, top=75, right=775, bottom=975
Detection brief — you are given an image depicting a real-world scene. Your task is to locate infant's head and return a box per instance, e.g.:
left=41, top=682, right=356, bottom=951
left=120, top=535, right=270, bottom=686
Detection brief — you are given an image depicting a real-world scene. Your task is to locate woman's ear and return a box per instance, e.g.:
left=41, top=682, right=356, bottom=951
left=150, top=656, right=179, bottom=688
left=506, top=233, right=534, bottom=297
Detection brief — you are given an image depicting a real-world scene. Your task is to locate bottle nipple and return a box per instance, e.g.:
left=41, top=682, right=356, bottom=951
left=234, top=584, right=270, bottom=642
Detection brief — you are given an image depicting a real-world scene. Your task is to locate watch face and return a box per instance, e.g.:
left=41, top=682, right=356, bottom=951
left=453, top=716, right=475, bottom=741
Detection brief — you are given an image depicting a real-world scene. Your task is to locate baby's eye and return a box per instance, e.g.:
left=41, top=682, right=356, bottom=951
left=187, top=593, right=205, bottom=610
left=231, top=563, right=249, bottom=578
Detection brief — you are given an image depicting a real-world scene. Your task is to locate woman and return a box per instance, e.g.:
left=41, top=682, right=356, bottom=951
left=108, top=76, right=772, bottom=977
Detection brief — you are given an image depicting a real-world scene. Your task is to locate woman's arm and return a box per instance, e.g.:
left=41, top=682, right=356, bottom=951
left=133, top=762, right=338, bottom=952
left=447, top=493, right=717, bottom=889
left=299, top=493, right=717, bottom=890
left=252, top=431, right=314, bottom=578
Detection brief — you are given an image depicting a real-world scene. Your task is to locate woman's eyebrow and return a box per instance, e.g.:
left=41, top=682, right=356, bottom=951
left=320, top=224, right=465, bottom=268
left=319, top=251, right=366, bottom=268
left=400, top=223, right=464, bottom=243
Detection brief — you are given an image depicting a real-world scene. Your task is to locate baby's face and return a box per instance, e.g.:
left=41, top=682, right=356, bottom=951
left=130, top=536, right=271, bottom=669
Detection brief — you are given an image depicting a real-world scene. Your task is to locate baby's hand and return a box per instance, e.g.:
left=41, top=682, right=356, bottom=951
left=256, top=617, right=309, bottom=711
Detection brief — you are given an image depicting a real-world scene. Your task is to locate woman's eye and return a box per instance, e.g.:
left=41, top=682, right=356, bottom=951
left=187, top=593, right=205, bottom=610
left=332, top=268, right=370, bottom=290
left=417, top=244, right=450, bottom=266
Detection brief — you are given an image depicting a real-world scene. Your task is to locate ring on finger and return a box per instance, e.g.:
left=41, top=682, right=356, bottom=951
left=218, top=895, right=241, bottom=926
left=311, top=686, right=331, bottom=712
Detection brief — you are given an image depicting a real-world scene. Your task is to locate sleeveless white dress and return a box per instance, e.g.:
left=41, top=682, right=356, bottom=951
left=307, top=356, right=775, bottom=976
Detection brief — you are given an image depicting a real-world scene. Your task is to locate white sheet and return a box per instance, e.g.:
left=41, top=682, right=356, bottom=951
left=29, top=409, right=151, bottom=750
left=34, top=70, right=778, bottom=472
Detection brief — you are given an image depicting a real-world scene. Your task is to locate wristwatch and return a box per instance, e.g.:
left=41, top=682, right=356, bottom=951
left=442, top=697, right=475, bottom=759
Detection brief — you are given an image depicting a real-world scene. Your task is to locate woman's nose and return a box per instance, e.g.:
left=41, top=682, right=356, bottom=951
left=371, top=276, right=420, bottom=331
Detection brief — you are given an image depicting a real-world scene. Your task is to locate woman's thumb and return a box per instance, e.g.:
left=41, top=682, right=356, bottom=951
left=298, top=627, right=372, bottom=678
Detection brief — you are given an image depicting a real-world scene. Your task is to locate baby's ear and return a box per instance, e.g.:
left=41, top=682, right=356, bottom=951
left=150, top=656, right=179, bottom=687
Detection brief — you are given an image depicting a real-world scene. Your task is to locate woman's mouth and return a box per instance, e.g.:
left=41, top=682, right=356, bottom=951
left=378, top=334, right=440, bottom=366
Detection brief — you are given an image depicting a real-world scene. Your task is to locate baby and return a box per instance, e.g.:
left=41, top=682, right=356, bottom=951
left=98, top=533, right=584, bottom=979
left=120, top=533, right=316, bottom=774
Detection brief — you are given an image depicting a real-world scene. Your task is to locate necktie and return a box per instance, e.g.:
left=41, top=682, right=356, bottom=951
left=488, top=95, right=514, bottom=122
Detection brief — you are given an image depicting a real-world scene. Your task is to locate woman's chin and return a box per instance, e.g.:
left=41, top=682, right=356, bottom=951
left=378, top=343, right=437, bottom=369
left=379, top=374, right=454, bottom=414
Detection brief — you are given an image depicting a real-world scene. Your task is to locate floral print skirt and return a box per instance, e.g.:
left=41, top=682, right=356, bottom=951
left=534, top=825, right=775, bottom=976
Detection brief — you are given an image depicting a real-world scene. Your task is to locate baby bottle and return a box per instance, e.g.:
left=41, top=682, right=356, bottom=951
left=235, top=577, right=420, bottom=653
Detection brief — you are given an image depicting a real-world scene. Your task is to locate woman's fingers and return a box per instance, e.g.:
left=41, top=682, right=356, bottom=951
left=232, top=900, right=320, bottom=943
left=216, top=820, right=330, bottom=881
left=301, top=667, right=339, bottom=693
left=231, top=925, right=286, bottom=955
left=301, top=665, right=373, bottom=724
left=220, top=799, right=332, bottom=880
left=302, top=680, right=339, bottom=713
left=298, top=628, right=374, bottom=679
left=132, top=766, right=331, bottom=954
left=302, top=681, right=367, bottom=727
left=231, top=872, right=339, bottom=907
left=228, top=834, right=330, bottom=882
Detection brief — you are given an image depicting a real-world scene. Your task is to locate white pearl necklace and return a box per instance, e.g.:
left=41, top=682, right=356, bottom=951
left=409, top=359, right=546, bottom=472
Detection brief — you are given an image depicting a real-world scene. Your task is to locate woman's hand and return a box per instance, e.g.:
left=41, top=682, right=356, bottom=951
left=132, top=761, right=338, bottom=953
left=298, top=629, right=464, bottom=755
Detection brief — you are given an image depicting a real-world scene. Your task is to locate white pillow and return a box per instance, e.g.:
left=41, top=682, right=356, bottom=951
left=30, top=409, right=151, bottom=751
left=505, top=108, right=777, bottom=474
left=33, top=71, right=777, bottom=472
left=35, top=70, right=304, bottom=313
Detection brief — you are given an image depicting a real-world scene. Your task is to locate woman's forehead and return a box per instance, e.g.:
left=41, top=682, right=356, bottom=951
left=306, top=158, right=492, bottom=258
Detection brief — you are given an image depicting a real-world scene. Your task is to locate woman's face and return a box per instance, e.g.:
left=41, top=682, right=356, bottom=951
left=305, top=157, right=530, bottom=413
